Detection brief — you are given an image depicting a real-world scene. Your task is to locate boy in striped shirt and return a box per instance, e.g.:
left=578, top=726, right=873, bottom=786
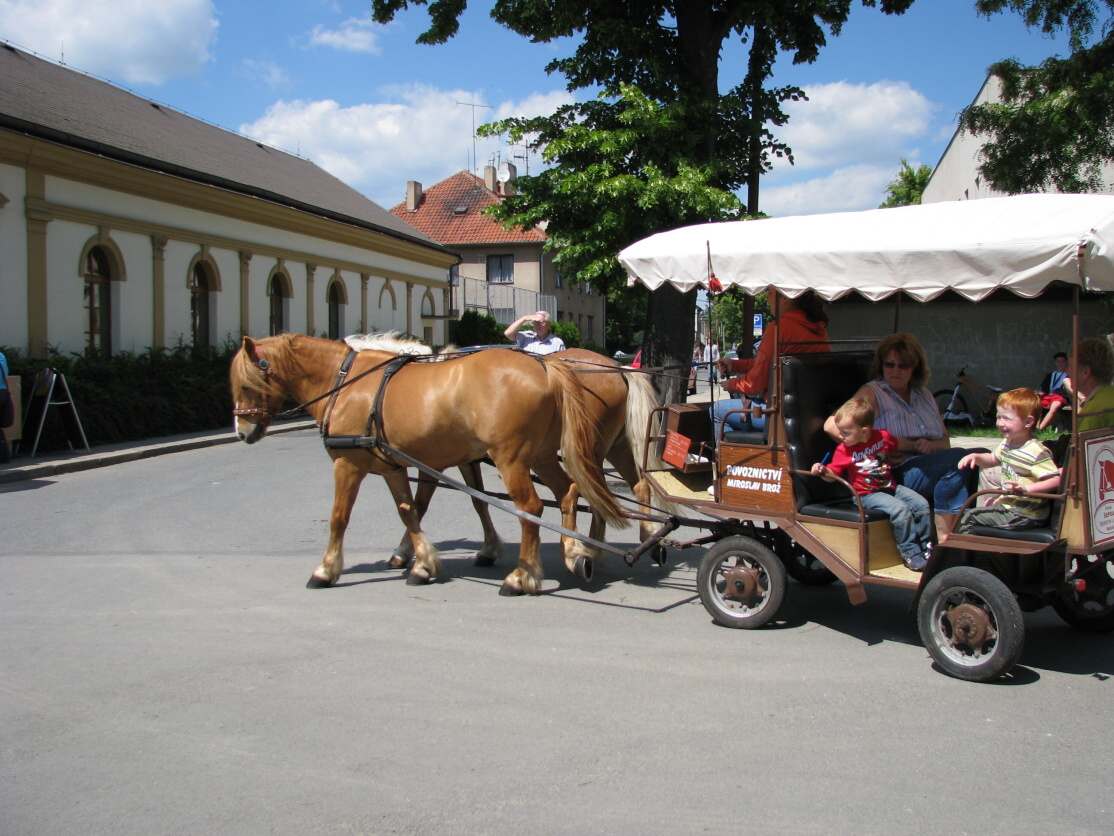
left=956, top=388, right=1061, bottom=532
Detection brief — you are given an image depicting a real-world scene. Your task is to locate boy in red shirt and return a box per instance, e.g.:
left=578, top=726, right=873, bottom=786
left=811, top=397, right=933, bottom=571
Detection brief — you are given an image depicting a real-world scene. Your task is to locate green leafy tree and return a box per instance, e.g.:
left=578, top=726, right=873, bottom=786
left=879, top=159, right=933, bottom=207
left=551, top=319, right=581, bottom=348
left=450, top=309, right=506, bottom=346
left=960, top=1, right=1114, bottom=193
left=372, top=0, right=915, bottom=398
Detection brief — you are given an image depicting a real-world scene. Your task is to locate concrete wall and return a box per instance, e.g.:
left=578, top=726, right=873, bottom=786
left=0, top=162, right=28, bottom=348
left=828, top=293, right=1113, bottom=394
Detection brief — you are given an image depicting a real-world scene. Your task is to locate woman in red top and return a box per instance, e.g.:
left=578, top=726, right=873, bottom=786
left=711, top=288, right=830, bottom=434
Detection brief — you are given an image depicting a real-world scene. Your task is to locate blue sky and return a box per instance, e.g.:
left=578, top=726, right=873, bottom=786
left=0, top=0, right=1073, bottom=215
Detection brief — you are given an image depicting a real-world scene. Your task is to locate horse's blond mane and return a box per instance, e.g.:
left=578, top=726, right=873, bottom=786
left=345, top=332, right=432, bottom=356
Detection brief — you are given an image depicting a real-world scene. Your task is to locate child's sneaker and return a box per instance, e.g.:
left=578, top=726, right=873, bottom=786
left=903, top=550, right=928, bottom=572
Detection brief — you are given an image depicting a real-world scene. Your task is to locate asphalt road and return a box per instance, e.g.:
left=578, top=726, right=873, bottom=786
left=2, top=428, right=1112, bottom=835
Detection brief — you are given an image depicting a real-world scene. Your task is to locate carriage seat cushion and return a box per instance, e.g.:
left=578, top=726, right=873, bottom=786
left=959, top=525, right=1059, bottom=545
left=797, top=499, right=889, bottom=523
left=723, top=429, right=767, bottom=445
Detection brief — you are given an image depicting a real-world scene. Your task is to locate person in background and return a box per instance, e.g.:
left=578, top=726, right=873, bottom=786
left=1036, top=351, right=1071, bottom=431
left=703, top=340, right=720, bottom=384
left=824, top=332, right=976, bottom=534
left=712, top=288, right=830, bottom=435
left=811, top=397, right=932, bottom=571
left=0, top=349, right=12, bottom=463
left=1075, top=337, right=1114, bottom=432
left=504, top=310, right=566, bottom=355
left=689, top=342, right=703, bottom=395
left=956, top=388, right=1060, bottom=533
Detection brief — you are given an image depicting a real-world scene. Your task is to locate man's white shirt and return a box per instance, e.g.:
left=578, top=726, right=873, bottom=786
left=515, top=331, right=566, bottom=355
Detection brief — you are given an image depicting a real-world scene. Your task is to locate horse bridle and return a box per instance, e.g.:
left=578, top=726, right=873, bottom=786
left=233, top=357, right=274, bottom=421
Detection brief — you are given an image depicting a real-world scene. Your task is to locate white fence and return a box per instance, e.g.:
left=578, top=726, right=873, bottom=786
left=458, top=277, right=556, bottom=324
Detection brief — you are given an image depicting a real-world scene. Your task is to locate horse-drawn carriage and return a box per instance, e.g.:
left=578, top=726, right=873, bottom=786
left=231, top=193, right=1114, bottom=684
left=619, top=193, right=1114, bottom=682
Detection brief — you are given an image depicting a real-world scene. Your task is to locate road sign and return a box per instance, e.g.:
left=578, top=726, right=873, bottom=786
left=753, top=313, right=764, bottom=336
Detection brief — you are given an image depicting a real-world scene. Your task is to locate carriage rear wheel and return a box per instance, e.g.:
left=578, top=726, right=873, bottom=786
left=1051, top=556, right=1114, bottom=633
left=917, top=566, right=1024, bottom=682
left=697, top=536, right=787, bottom=629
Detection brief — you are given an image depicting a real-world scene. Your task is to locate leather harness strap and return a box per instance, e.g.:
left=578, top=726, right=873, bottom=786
left=319, top=348, right=358, bottom=439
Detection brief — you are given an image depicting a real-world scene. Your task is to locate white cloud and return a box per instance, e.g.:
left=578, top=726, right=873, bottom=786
left=0, top=0, right=217, bottom=85
left=241, top=59, right=290, bottom=89
left=760, top=164, right=897, bottom=217
left=308, top=17, right=382, bottom=54
left=239, top=85, right=574, bottom=207
left=772, top=81, right=935, bottom=172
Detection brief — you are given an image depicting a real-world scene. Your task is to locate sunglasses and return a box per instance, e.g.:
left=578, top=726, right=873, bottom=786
left=883, top=361, right=913, bottom=370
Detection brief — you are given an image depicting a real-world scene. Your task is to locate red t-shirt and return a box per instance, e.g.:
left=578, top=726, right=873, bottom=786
left=827, top=429, right=898, bottom=495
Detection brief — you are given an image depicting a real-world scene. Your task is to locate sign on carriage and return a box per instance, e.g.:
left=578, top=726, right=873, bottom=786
left=1084, top=433, right=1114, bottom=550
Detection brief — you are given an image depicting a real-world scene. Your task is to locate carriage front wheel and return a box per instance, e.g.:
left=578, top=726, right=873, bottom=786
left=697, top=536, right=787, bottom=629
left=917, top=566, right=1024, bottom=682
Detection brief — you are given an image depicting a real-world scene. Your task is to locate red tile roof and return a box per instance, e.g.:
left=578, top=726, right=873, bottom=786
left=389, top=171, right=546, bottom=246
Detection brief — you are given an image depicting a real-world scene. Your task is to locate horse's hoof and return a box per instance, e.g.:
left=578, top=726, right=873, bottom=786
left=573, top=556, right=594, bottom=582
left=306, top=575, right=333, bottom=589
left=405, top=571, right=431, bottom=586
left=499, top=583, right=523, bottom=596
left=388, top=554, right=411, bottom=570
left=474, top=555, right=497, bottom=567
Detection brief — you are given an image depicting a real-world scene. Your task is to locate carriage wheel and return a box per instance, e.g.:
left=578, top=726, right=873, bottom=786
left=917, top=567, right=1024, bottom=682
left=697, top=536, right=786, bottom=629
left=777, top=534, right=836, bottom=586
left=1051, top=556, right=1114, bottom=633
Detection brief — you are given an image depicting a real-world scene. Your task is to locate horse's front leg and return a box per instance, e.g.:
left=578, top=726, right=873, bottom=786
left=495, top=460, right=546, bottom=596
left=383, top=467, right=442, bottom=585
left=307, top=455, right=365, bottom=588
left=460, top=460, right=503, bottom=567
left=388, top=469, right=438, bottom=570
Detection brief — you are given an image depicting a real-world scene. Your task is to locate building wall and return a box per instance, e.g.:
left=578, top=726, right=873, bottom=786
left=0, top=162, right=29, bottom=348
left=828, top=293, right=1112, bottom=394
left=923, top=76, right=1114, bottom=204
left=1, top=141, right=453, bottom=355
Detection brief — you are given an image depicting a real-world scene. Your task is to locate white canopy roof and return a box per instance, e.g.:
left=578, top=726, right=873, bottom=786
left=618, top=194, right=1114, bottom=302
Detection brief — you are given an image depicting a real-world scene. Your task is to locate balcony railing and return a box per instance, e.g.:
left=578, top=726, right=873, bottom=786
left=456, top=277, right=556, bottom=324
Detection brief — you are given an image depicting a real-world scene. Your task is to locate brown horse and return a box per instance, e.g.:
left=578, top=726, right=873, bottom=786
left=381, top=347, right=664, bottom=581
left=229, top=333, right=624, bottom=595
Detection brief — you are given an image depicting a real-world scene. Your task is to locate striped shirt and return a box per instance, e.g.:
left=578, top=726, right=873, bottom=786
left=995, top=437, right=1059, bottom=520
left=867, top=380, right=945, bottom=442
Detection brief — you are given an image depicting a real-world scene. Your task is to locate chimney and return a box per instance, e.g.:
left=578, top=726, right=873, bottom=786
left=501, top=162, right=517, bottom=196
left=405, top=180, right=422, bottom=212
left=484, top=165, right=497, bottom=192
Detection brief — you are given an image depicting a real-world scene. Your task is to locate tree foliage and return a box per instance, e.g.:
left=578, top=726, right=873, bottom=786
left=960, top=1, right=1114, bottom=193
left=372, top=0, right=915, bottom=398
left=879, top=159, right=933, bottom=207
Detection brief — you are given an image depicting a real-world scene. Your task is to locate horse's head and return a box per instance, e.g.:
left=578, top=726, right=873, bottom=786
left=230, top=336, right=285, bottom=444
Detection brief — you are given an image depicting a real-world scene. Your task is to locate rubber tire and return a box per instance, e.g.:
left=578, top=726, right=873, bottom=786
left=697, top=536, right=787, bottom=630
left=1050, top=559, right=1114, bottom=632
left=934, top=389, right=969, bottom=423
left=917, top=566, right=1024, bottom=682
left=778, top=536, right=837, bottom=586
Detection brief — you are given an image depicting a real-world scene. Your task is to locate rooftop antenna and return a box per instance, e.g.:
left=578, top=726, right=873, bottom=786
left=455, top=98, right=491, bottom=174
left=512, top=143, right=530, bottom=176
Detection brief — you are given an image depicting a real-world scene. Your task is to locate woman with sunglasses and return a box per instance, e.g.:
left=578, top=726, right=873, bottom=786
left=824, top=332, right=976, bottom=529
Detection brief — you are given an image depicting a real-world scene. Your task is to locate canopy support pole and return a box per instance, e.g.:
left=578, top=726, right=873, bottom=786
left=892, top=293, right=902, bottom=333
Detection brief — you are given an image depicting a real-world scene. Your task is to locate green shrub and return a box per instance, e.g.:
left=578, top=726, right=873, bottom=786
left=450, top=310, right=507, bottom=347
left=552, top=320, right=580, bottom=349
left=3, top=341, right=238, bottom=453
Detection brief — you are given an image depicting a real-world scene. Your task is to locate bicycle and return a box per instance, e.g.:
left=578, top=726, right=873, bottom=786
left=933, top=366, right=1003, bottom=427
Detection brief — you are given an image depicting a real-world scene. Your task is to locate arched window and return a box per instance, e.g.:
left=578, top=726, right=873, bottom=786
left=268, top=270, right=292, bottom=335
left=190, top=262, right=212, bottom=349
left=327, top=280, right=345, bottom=340
left=84, top=246, right=112, bottom=354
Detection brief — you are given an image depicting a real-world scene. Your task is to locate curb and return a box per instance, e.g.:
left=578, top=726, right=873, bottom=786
left=0, top=419, right=317, bottom=484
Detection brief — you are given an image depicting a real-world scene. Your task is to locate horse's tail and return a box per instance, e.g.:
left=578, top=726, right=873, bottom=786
left=623, top=369, right=663, bottom=471
left=546, top=360, right=627, bottom=528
